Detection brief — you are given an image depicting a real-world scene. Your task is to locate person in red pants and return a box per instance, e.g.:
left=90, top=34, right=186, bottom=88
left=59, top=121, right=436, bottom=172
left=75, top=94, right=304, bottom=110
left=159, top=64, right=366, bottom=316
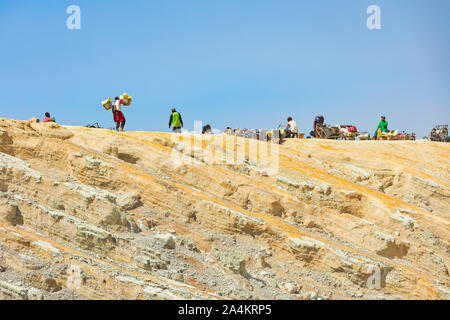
left=112, top=97, right=126, bottom=131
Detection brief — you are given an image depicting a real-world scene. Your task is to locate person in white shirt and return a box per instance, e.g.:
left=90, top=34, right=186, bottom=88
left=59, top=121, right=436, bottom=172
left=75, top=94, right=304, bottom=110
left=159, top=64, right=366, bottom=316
left=112, top=97, right=126, bottom=131
left=286, top=117, right=298, bottom=138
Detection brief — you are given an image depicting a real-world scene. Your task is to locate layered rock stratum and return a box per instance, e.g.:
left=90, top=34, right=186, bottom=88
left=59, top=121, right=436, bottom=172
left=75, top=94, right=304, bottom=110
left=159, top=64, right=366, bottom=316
left=0, top=117, right=448, bottom=300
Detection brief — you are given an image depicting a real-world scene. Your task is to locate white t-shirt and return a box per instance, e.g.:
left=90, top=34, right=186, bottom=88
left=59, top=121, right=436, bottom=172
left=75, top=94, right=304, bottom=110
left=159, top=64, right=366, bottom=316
left=288, top=120, right=298, bottom=133
left=114, top=100, right=122, bottom=112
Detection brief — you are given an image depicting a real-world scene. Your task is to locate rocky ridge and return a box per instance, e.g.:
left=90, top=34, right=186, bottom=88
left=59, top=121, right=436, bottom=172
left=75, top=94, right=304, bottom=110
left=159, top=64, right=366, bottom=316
left=0, top=118, right=449, bottom=300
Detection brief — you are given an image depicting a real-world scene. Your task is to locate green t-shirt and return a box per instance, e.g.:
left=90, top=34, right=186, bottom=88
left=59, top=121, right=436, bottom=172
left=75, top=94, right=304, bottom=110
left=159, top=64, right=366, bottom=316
left=377, top=121, right=388, bottom=131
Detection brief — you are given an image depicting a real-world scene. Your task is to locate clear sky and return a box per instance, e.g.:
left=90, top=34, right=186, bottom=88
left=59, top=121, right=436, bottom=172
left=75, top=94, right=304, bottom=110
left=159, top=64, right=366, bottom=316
left=1, top=0, right=449, bottom=138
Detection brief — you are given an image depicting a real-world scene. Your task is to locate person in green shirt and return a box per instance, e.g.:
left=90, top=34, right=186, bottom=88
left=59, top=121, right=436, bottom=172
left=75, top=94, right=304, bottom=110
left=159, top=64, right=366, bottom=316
left=374, top=116, right=388, bottom=138
left=169, top=108, right=184, bottom=133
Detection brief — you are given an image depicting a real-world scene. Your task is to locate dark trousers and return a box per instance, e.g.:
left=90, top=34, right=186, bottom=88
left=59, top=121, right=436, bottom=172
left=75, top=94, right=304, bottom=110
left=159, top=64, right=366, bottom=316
left=286, top=129, right=298, bottom=138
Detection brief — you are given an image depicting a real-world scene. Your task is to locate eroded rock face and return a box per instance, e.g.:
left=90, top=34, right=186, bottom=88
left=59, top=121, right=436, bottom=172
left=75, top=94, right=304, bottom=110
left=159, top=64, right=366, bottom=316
left=0, top=117, right=449, bottom=300
left=155, top=234, right=176, bottom=249
left=29, top=122, right=74, bottom=140
left=116, top=192, right=142, bottom=211
left=215, top=249, right=247, bottom=276
left=0, top=201, right=23, bottom=226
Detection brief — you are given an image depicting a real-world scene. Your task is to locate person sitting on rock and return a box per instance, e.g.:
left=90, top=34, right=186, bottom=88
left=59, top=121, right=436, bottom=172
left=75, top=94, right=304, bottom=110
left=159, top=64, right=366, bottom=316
left=225, top=127, right=233, bottom=135
left=374, top=116, right=388, bottom=139
left=43, top=112, right=55, bottom=123
left=202, top=124, right=212, bottom=134
left=285, top=117, right=298, bottom=138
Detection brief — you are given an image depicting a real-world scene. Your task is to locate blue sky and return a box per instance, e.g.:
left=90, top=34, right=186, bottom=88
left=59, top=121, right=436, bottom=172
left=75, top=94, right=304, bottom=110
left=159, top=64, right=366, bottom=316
left=0, top=0, right=449, bottom=137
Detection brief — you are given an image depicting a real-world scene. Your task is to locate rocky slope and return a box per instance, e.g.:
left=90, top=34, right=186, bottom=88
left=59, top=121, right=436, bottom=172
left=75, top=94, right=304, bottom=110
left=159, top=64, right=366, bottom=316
left=0, top=117, right=449, bottom=300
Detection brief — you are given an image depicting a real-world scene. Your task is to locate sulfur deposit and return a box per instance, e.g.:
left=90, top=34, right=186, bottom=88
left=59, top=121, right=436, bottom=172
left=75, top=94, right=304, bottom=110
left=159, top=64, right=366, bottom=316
left=0, top=117, right=449, bottom=300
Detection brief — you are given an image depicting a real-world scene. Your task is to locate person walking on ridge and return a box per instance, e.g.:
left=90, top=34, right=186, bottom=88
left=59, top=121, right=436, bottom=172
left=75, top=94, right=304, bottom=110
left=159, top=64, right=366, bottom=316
left=112, top=97, right=126, bottom=132
left=169, top=108, right=184, bottom=133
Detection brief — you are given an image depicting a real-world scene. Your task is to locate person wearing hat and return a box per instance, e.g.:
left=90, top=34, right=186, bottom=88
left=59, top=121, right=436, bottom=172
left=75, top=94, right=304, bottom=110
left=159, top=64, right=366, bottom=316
left=169, top=108, right=184, bottom=133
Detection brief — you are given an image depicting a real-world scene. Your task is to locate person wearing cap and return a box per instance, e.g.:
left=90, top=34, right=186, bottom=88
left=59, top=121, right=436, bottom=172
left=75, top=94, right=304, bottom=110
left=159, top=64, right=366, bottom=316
left=169, top=108, right=184, bottom=133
